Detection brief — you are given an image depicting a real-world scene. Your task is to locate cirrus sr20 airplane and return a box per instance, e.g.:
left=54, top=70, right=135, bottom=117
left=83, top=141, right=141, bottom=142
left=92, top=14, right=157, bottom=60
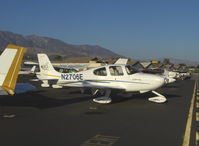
left=37, top=54, right=168, bottom=104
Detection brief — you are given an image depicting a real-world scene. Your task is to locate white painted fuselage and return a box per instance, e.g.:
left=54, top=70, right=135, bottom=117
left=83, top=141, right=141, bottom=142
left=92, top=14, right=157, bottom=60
left=38, top=65, right=165, bottom=92
left=37, top=54, right=167, bottom=103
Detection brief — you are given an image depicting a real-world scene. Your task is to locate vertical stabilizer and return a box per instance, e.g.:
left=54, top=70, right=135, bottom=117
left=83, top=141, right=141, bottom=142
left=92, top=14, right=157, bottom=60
left=30, top=65, right=36, bottom=73
left=114, top=58, right=128, bottom=65
left=0, top=44, right=27, bottom=95
left=37, top=54, right=57, bottom=74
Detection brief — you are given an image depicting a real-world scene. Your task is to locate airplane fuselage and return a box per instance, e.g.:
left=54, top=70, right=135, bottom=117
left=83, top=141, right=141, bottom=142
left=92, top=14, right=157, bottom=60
left=37, top=54, right=168, bottom=103
left=38, top=65, right=165, bottom=92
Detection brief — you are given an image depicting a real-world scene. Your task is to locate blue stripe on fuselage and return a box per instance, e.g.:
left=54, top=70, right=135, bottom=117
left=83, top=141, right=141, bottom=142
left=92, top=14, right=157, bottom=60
left=84, top=80, right=149, bottom=85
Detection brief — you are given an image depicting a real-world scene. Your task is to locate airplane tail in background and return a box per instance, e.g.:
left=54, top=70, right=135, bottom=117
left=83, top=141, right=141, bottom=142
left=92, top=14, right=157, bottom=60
left=0, top=44, right=27, bottom=95
left=30, top=65, right=36, bottom=73
left=114, top=58, right=128, bottom=65
left=37, top=54, right=58, bottom=74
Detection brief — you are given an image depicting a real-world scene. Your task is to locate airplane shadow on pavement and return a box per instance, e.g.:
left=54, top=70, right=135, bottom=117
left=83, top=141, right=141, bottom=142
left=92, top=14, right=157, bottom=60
left=0, top=87, right=181, bottom=109
left=0, top=90, right=92, bottom=109
left=110, top=91, right=181, bottom=104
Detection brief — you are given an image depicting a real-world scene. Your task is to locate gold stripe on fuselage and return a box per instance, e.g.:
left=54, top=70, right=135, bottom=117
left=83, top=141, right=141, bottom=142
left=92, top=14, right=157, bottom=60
left=43, top=74, right=60, bottom=78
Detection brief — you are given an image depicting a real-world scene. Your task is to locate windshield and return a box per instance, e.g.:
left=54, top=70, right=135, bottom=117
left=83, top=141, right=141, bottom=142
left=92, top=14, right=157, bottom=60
left=125, top=65, right=139, bottom=75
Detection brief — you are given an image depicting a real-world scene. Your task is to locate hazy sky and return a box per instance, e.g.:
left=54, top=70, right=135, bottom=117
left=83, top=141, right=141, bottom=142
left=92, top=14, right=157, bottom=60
left=0, top=0, right=198, bottom=61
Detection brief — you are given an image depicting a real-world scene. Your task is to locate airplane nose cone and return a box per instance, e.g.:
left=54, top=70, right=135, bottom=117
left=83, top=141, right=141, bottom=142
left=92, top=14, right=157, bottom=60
left=166, top=77, right=176, bottom=84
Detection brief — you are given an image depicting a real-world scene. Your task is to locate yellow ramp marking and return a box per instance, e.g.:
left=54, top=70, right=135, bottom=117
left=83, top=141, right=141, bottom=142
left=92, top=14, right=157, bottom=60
left=182, top=80, right=197, bottom=146
left=82, top=134, right=120, bottom=146
left=196, top=112, right=199, bottom=121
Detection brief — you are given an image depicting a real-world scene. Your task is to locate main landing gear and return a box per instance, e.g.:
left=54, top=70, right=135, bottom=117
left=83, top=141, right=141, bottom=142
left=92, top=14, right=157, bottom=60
left=92, top=89, right=167, bottom=104
left=148, top=91, right=167, bottom=103
left=93, top=89, right=112, bottom=104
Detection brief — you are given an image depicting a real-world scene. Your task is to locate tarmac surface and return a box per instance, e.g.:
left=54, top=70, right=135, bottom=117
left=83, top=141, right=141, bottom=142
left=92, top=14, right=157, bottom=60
left=0, top=74, right=197, bottom=146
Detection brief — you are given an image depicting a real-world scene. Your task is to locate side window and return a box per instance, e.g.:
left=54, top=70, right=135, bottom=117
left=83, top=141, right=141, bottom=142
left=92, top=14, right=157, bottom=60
left=94, top=67, right=107, bottom=76
left=109, top=66, right=124, bottom=76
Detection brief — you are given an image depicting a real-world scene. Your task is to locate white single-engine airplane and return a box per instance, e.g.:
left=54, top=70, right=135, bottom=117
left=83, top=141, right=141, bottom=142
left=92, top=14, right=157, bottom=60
left=0, top=44, right=27, bottom=95
left=37, top=54, right=167, bottom=104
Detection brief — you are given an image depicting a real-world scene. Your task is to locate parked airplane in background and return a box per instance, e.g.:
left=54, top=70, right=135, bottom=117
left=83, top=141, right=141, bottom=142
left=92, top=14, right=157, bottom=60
left=0, top=44, right=27, bottom=95
left=19, top=66, right=36, bottom=75
left=164, top=69, right=191, bottom=80
left=114, top=58, right=128, bottom=65
left=37, top=54, right=167, bottom=104
left=163, top=69, right=179, bottom=79
left=178, top=71, right=191, bottom=80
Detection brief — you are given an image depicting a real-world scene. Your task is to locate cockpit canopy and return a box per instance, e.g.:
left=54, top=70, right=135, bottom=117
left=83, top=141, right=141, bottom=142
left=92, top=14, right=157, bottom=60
left=93, top=65, right=139, bottom=76
left=125, top=65, right=139, bottom=75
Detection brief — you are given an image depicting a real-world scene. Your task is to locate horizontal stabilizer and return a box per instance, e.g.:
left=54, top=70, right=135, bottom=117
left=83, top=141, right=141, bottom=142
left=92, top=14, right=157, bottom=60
left=0, top=44, right=27, bottom=95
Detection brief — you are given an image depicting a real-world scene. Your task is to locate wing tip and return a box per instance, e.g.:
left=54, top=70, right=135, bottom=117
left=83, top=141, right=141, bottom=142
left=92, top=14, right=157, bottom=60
left=6, top=44, right=27, bottom=53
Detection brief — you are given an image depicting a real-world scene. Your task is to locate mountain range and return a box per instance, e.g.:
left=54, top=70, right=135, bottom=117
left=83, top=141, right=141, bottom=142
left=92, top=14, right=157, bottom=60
left=144, top=58, right=199, bottom=66
left=0, top=31, right=122, bottom=60
left=0, top=30, right=198, bottom=66
left=164, top=58, right=199, bottom=66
